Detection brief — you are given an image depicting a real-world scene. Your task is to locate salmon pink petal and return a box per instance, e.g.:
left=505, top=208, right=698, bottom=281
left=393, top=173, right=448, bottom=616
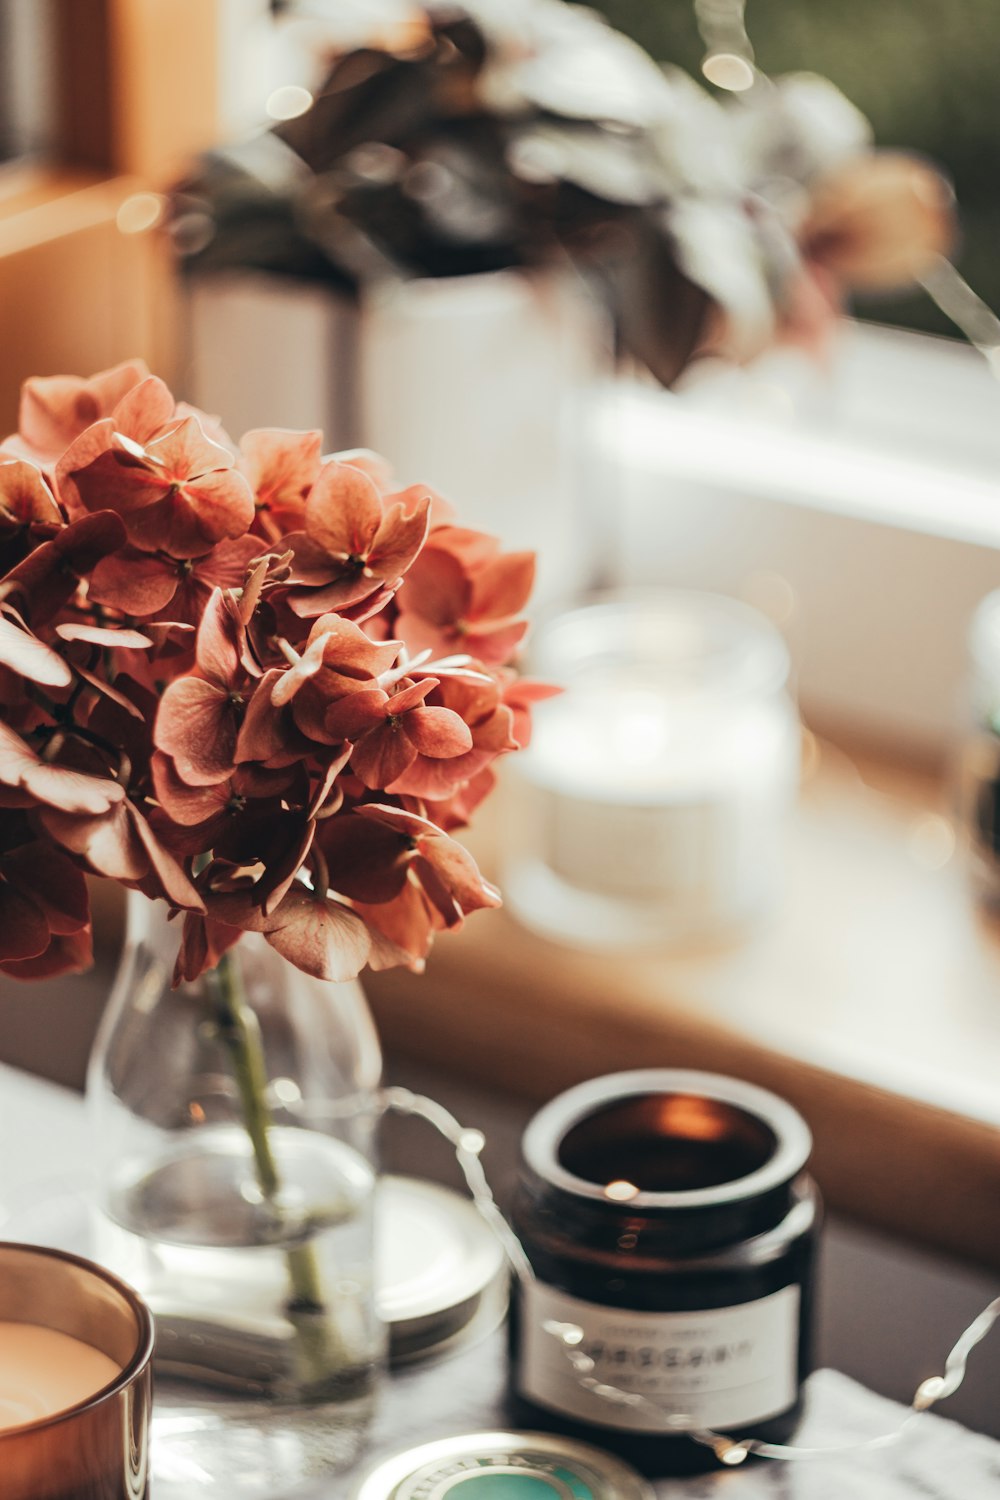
left=0, top=883, right=49, bottom=959
left=419, top=834, right=501, bottom=913
left=400, top=547, right=470, bottom=627
left=240, top=428, right=322, bottom=521
left=1, top=927, right=93, bottom=980
left=195, top=588, right=243, bottom=687
left=355, top=802, right=437, bottom=840
left=387, top=732, right=501, bottom=797
left=284, top=533, right=337, bottom=587
left=263, top=887, right=372, bottom=982
left=0, top=721, right=124, bottom=813
left=287, top=574, right=389, bottom=617
left=305, top=461, right=382, bottom=557
left=469, top=551, right=536, bottom=621
left=56, top=622, right=153, bottom=648
left=112, top=376, right=177, bottom=442
left=425, top=766, right=497, bottom=830
left=151, top=753, right=231, bottom=825
left=41, top=801, right=147, bottom=881
left=262, top=818, right=316, bottom=915
left=72, top=663, right=146, bottom=720
left=324, top=688, right=389, bottom=741
left=427, top=526, right=501, bottom=570
left=411, top=856, right=462, bottom=927
left=351, top=722, right=419, bottom=790
left=461, top=618, right=529, bottom=666
left=128, top=803, right=204, bottom=909
left=386, top=678, right=437, bottom=715
left=125, top=468, right=254, bottom=557
left=329, top=449, right=395, bottom=491
left=0, top=615, right=71, bottom=687
left=402, top=706, right=473, bottom=758
left=236, top=671, right=311, bottom=766
left=270, top=633, right=329, bottom=707
left=0, top=460, right=61, bottom=530
left=369, top=496, right=431, bottom=579
left=174, top=911, right=243, bottom=985
left=155, top=677, right=238, bottom=785
left=318, top=812, right=410, bottom=903
left=67, top=434, right=166, bottom=518
left=88, top=549, right=178, bottom=615
left=2, top=844, right=90, bottom=934
left=18, top=360, right=148, bottom=455
left=4, top=511, right=127, bottom=623
left=354, top=880, right=434, bottom=968
left=203, top=535, right=266, bottom=598
left=145, top=417, right=235, bottom=482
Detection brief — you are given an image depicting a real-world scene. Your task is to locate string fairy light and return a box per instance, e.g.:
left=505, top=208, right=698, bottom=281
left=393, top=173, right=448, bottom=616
left=376, top=1087, right=1000, bottom=1467
left=544, top=1297, right=1000, bottom=1464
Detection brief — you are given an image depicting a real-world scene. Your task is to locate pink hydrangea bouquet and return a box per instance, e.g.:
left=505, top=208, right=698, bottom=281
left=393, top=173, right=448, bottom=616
left=0, top=360, right=553, bottom=986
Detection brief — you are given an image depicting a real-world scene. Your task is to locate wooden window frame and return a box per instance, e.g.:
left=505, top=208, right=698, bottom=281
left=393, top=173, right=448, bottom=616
left=0, top=0, right=221, bottom=425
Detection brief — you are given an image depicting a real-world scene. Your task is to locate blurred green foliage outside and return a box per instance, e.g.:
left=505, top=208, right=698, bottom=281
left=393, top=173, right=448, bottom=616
left=603, top=0, right=1000, bottom=337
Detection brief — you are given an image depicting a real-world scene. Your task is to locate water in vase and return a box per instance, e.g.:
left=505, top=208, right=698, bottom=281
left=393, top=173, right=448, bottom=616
left=93, top=1123, right=383, bottom=1495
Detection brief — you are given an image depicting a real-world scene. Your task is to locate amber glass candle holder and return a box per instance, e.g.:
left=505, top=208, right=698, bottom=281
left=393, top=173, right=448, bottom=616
left=509, top=1071, right=820, bottom=1476
left=0, top=1243, right=154, bottom=1500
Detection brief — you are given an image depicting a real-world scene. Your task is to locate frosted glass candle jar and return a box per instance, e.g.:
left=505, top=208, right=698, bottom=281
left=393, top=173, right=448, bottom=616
left=0, top=1243, right=154, bottom=1500
left=501, top=592, right=799, bottom=949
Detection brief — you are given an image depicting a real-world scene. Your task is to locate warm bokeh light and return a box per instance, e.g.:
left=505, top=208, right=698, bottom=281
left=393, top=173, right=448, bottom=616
left=115, top=193, right=164, bottom=235
left=702, top=52, right=755, bottom=91
left=265, top=84, right=314, bottom=122
left=604, top=1179, right=640, bottom=1201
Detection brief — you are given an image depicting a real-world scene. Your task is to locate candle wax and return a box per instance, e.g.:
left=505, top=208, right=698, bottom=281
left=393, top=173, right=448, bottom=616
left=0, top=1322, right=121, bottom=1431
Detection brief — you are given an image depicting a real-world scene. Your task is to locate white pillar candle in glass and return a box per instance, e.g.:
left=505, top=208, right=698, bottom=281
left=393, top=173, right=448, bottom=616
left=501, top=591, right=800, bottom=949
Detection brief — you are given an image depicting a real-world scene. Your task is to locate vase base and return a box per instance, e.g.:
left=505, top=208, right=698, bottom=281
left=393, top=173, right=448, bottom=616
left=152, top=1383, right=375, bottom=1497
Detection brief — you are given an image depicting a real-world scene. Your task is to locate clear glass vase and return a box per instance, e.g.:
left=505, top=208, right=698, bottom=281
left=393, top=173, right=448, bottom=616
left=86, top=890, right=385, bottom=1497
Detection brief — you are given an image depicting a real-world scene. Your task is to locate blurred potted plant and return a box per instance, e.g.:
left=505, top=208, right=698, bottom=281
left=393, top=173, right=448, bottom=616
left=174, top=0, right=954, bottom=601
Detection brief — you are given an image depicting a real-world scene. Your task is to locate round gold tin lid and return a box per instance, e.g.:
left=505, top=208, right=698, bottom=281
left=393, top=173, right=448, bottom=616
left=354, top=1431, right=656, bottom=1499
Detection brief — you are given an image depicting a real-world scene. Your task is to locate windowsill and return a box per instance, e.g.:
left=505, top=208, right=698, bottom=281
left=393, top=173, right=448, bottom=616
left=365, top=741, right=1000, bottom=1273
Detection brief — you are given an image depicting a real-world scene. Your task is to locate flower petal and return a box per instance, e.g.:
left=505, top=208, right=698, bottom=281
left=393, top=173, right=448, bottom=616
left=350, top=721, right=418, bottom=790
left=402, top=706, right=473, bottom=758
left=155, top=677, right=238, bottom=785
left=112, top=375, right=177, bottom=443
left=263, top=888, right=372, bottom=983
left=0, top=926, right=93, bottom=980
left=0, top=721, right=124, bottom=813
left=88, top=548, right=179, bottom=615
left=469, top=551, right=536, bottom=621
left=369, top=495, right=431, bottom=580
left=3, top=511, right=127, bottom=624
left=323, top=688, right=389, bottom=741
left=0, top=615, right=71, bottom=687
left=56, top=622, right=153, bottom=648
left=0, top=883, right=50, bottom=959
left=0, top=459, right=61, bottom=530
left=305, top=460, right=382, bottom=558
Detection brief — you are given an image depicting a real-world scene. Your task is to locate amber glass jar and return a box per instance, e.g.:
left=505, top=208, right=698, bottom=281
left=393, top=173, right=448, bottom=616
left=0, top=1243, right=154, bottom=1500
left=509, top=1071, right=820, bottom=1476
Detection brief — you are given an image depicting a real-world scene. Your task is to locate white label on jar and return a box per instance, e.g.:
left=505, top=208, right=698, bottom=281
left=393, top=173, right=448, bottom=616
left=517, top=1282, right=800, bottom=1433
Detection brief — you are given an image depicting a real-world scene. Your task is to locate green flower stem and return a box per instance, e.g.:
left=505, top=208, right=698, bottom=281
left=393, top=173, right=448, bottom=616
left=209, top=951, right=341, bottom=1387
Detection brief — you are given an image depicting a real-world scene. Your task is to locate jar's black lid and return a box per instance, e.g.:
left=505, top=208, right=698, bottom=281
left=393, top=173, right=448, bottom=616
left=354, top=1431, right=655, bottom=1499
left=522, top=1070, right=812, bottom=1213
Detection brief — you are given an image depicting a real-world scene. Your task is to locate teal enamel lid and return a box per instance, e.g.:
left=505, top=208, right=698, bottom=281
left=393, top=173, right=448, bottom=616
left=354, top=1432, right=654, bottom=1500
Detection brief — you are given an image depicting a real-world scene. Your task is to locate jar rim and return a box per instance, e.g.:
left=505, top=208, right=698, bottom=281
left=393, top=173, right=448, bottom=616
left=522, top=1070, right=812, bottom=1211
left=529, top=589, right=791, bottom=701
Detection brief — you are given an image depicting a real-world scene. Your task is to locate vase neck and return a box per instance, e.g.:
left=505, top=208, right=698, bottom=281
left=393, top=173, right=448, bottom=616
left=124, top=889, right=181, bottom=959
